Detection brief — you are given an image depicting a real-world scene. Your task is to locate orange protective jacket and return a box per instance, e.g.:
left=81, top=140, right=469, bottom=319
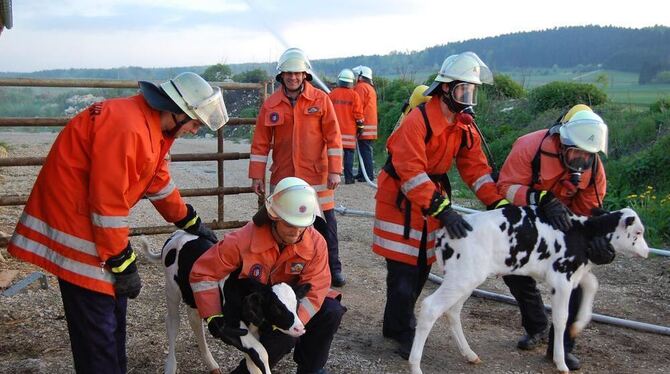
left=249, top=82, right=343, bottom=211
left=190, top=222, right=332, bottom=325
left=328, top=87, right=364, bottom=150
left=497, top=129, right=607, bottom=215
left=373, top=97, right=504, bottom=265
left=8, top=95, right=187, bottom=296
left=353, top=81, right=378, bottom=140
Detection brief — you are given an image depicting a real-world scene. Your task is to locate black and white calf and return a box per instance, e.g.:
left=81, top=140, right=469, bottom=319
left=408, top=206, right=649, bottom=374
left=138, top=231, right=310, bottom=374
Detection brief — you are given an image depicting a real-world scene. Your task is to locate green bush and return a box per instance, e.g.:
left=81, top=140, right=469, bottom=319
left=528, top=81, right=607, bottom=113
left=650, top=97, right=670, bottom=113
left=482, top=74, right=525, bottom=100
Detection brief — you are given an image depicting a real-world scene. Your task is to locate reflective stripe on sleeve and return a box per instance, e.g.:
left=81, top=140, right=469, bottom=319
left=250, top=154, right=268, bottom=163
left=299, top=298, right=318, bottom=319
left=146, top=180, right=176, bottom=201
left=327, top=148, right=343, bottom=156
left=191, top=280, right=220, bottom=293
left=400, top=172, right=431, bottom=195
left=472, top=174, right=494, bottom=193
left=318, top=195, right=334, bottom=205
left=91, top=213, right=129, bottom=229
left=506, top=185, right=522, bottom=203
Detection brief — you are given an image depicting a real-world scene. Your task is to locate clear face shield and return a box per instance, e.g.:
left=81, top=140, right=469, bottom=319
left=450, top=82, right=478, bottom=106
left=187, top=87, right=229, bottom=131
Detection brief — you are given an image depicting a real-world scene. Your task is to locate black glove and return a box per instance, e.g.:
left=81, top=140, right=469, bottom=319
left=175, top=204, right=218, bottom=243
left=436, top=207, right=473, bottom=239
left=207, top=315, right=248, bottom=350
left=586, top=236, right=616, bottom=265
left=356, top=120, right=364, bottom=137
left=533, top=191, right=572, bottom=231
left=486, top=198, right=510, bottom=211
left=107, top=243, right=142, bottom=299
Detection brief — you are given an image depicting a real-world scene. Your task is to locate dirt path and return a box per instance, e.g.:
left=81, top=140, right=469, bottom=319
left=1, top=132, right=669, bottom=373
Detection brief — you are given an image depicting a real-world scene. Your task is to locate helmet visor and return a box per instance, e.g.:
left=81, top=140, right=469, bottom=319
left=188, top=87, right=229, bottom=131
left=562, top=146, right=595, bottom=172
left=451, top=82, right=478, bottom=106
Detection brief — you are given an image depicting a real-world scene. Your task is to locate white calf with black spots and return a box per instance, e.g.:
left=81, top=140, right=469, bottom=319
left=408, top=207, right=649, bottom=374
left=138, top=231, right=309, bottom=374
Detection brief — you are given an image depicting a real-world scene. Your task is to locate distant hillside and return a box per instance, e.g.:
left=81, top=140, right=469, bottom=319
left=2, top=25, right=668, bottom=81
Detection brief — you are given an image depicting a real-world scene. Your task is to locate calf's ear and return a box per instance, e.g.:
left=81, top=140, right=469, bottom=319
left=293, top=283, right=312, bottom=300
left=242, top=292, right=265, bottom=325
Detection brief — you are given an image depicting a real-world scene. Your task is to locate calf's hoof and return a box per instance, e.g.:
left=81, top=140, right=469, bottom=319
left=210, top=369, right=222, bottom=374
left=468, top=356, right=482, bottom=365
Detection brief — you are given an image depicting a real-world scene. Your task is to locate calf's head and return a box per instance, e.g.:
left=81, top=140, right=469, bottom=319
left=242, top=282, right=311, bottom=337
left=590, top=208, right=649, bottom=259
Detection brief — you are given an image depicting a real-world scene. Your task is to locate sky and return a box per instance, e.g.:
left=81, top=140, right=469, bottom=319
left=0, top=0, right=667, bottom=73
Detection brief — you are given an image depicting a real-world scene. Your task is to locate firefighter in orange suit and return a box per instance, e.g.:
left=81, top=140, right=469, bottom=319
left=8, top=72, right=227, bottom=374
left=191, top=177, right=346, bottom=374
left=352, top=65, right=378, bottom=182
left=498, top=105, right=612, bottom=371
left=329, top=68, right=364, bottom=184
left=372, top=52, right=507, bottom=359
left=249, top=48, right=347, bottom=287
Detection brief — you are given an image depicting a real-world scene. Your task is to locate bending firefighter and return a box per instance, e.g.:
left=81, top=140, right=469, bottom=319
left=497, top=104, right=615, bottom=371
left=191, top=177, right=346, bottom=374
left=8, top=72, right=225, bottom=373
left=372, top=52, right=508, bottom=359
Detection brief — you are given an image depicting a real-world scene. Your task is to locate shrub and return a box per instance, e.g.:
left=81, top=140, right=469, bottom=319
left=482, top=74, right=525, bottom=100
left=623, top=186, right=670, bottom=248
left=528, top=81, right=607, bottom=113
left=650, top=97, right=670, bottom=113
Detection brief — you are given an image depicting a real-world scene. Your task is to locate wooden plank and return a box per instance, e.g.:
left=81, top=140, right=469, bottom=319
left=0, top=270, right=19, bottom=289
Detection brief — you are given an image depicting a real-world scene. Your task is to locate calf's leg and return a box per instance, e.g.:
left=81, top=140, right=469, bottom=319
left=550, top=285, right=572, bottom=373
left=570, top=272, right=598, bottom=337
left=186, top=307, right=220, bottom=374
left=445, top=294, right=480, bottom=364
left=164, top=289, right=181, bottom=374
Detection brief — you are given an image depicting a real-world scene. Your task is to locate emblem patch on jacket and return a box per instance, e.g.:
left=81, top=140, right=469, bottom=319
left=249, top=264, right=264, bottom=280
left=289, top=262, right=305, bottom=274
left=270, top=112, right=279, bottom=123
left=307, top=106, right=320, bottom=114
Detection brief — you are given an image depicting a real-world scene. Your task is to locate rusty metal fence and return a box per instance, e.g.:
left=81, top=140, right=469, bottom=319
left=0, top=77, right=266, bottom=237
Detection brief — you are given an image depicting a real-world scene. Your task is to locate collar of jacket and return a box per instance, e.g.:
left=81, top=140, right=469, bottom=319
left=132, top=94, right=174, bottom=148
left=249, top=223, right=316, bottom=261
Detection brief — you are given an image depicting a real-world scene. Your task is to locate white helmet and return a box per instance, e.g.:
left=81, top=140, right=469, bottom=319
left=359, top=66, right=373, bottom=80
left=425, top=51, right=493, bottom=96
left=266, top=177, right=319, bottom=228
left=337, top=69, right=355, bottom=83
left=559, top=108, right=608, bottom=155
left=276, top=47, right=313, bottom=81
left=160, top=72, right=229, bottom=131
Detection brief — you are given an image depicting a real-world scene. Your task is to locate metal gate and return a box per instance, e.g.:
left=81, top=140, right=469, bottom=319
left=0, top=77, right=265, bottom=238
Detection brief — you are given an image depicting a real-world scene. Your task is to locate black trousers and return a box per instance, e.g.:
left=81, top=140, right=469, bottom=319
left=314, top=209, right=341, bottom=274
left=231, top=297, right=346, bottom=374
left=58, top=278, right=128, bottom=374
left=382, top=259, right=431, bottom=344
left=503, top=274, right=583, bottom=351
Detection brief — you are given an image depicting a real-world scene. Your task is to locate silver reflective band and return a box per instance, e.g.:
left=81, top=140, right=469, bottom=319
left=250, top=154, right=269, bottom=163
left=472, top=174, right=494, bottom=193
left=401, top=173, right=431, bottom=195
left=18, top=212, right=98, bottom=257
left=11, top=233, right=114, bottom=282
left=300, top=298, right=318, bottom=318
left=506, top=184, right=522, bottom=203
left=375, top=219, right=437, bottom=242
left=327, top=148, right=343, bottom=156
left=190, top=280, right=220, bottom=292
left=373, top=234, right=436, bottom=259
left=146, top=180, right=176, bottom=201
left=91, top=212, right=129, bottom=229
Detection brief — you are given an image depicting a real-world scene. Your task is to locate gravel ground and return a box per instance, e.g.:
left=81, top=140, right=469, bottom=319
left=1, top=132, right=669, bottom=374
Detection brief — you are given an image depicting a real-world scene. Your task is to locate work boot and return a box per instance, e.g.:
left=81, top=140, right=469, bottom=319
left=395, top=338, right=412, bottom=360
left=546, top=350, right=581, bottom=371
left=331, top=272, right=346, bottom=287
left=344, top=178, right=355, bottom=185
left=517, top=328, right=548, bottom=350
